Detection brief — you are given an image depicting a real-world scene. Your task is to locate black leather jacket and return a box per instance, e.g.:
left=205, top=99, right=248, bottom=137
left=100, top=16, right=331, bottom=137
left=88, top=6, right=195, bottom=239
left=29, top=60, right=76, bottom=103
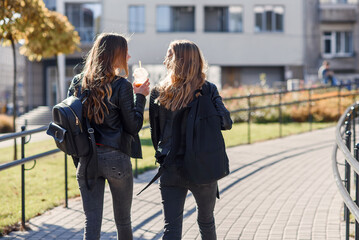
left=68, top=74, right=146, bottom=158
left=149, top=81, right=232, bottom=162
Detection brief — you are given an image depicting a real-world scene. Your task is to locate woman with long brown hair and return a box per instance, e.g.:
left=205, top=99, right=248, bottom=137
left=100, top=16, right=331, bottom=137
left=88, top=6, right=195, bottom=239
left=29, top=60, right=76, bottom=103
left=68, top=32, right=149, bottom=240
left=149, top=40, right=232, bottom=239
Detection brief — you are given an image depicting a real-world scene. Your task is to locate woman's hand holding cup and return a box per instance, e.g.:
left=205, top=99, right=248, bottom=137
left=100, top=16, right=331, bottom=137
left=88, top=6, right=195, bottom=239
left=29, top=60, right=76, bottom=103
left=133, top=79, right=150, bottom=96
left=132, top=61, right=150, bottom=96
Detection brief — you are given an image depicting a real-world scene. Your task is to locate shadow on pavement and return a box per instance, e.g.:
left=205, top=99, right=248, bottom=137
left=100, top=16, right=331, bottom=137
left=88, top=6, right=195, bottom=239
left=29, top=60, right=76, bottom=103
left=135, top=140, right=333, bottom=231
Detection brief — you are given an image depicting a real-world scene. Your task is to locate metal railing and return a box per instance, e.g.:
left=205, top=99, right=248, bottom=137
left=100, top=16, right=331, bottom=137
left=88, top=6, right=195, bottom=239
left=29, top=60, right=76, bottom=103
left=223, top=83, right=359, bottom=144
left=320, top=0, right=358, bottom=4
left=0, top=124, right=147, bottom=230
left=0, top=125, right=62, bottom=230
left=333, top=101, right=359, bottom=240
left=1, top=81, right=358, bottom=231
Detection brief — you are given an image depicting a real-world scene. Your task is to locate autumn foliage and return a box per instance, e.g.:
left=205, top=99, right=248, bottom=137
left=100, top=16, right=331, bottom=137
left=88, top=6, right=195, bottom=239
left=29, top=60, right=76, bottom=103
left=0, top=0, right=80, bottom=61
left=0, top=0, right=80, bottom=159
left=0, top=0, right=47, bottom=44
left=221, top=85, right=358, bottom=123
left=0, top=114, right=13, bottom=133
left=21, top=10, right=80, bottom=61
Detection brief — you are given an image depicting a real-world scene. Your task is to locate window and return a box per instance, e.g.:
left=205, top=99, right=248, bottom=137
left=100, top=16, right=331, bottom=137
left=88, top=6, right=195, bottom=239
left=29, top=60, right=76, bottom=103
left=323, top=31, right=353, bottom=56
left=66, top=3, right=102, bottom=43
left=156, top=6, right=195, bottom=32
left=46, top=66, right=79, bottom=106
left=204, top=6, right=243, bottom=32
left=254, top=6, right=284, bottom=32
left=129, top=6, right=145, bottom=33
left=43, top=0, right=56, bottom=11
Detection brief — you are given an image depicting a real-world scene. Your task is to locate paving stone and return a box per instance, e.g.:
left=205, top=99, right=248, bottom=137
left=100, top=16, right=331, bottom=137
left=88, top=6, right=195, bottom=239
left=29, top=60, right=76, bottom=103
left=2, top=127, right=348, bottom=239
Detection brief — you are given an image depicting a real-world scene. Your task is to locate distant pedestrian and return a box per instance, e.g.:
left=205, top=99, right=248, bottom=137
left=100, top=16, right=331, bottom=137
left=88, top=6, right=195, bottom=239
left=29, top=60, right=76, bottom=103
left=149, top=40, right=232, bottom=239
left=67, top=32, right=150, bottom=240
left=318, top=61, right=337, bottom=86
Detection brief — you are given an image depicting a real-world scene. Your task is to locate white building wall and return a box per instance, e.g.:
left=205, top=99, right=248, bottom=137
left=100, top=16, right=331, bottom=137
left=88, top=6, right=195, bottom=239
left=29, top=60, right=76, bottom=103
left=102, top=0, right=305, bottom=67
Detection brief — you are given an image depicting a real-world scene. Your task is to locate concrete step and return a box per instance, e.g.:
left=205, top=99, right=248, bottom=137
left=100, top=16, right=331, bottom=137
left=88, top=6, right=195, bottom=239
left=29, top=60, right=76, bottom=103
left=16, top=106, right=52, bottom=126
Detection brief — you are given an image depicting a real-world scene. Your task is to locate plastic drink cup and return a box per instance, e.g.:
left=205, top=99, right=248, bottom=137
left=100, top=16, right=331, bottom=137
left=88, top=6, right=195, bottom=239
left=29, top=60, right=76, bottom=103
left=133, top=68, right=148, bottom=87
left=133, top=61, right=148, bottom=87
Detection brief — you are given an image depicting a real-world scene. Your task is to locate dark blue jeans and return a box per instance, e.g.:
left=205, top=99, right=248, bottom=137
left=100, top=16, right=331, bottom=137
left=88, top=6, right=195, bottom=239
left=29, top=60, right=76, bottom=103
left=77, top=146, right=133, bottom=240
left=159, top=164, right=217, bottom=240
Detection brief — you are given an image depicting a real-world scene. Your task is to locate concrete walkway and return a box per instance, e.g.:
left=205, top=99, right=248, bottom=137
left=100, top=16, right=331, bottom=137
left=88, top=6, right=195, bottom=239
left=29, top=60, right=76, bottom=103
left=2, top=127, right=346, bottom=239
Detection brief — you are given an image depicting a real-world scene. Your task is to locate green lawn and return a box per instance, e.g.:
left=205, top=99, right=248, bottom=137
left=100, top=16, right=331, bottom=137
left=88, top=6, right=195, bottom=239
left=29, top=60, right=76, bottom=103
left=0, top=121, right=334, bottom=235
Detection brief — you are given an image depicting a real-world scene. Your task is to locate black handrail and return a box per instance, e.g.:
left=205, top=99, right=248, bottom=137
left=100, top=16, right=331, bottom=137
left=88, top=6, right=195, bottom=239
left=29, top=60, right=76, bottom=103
left=0, top=124, right=148, bottom=230
left=1, top=81, right=357, bottom=232
left=0, top=125, right=64, bottom=230
left=333, top=101, right=359, bottom=240
left=0, top=118, right=150, bottom=230
left=229, top=92, right=358, bottom=113
left=222, top=84, right=341, bottom=101
left=225, top=82, right=358, bottom=143
left=0, top=149, right=60, bottom=172
left=0, top=125, right=48, bottom=142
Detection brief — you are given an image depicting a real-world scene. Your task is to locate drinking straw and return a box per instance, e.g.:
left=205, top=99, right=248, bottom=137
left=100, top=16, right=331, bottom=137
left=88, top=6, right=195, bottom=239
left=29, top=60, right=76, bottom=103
left=139, top=61, right=142, bottom=68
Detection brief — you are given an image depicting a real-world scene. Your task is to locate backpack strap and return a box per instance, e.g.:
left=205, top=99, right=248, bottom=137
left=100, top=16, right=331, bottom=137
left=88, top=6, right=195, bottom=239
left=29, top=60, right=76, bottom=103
left=186, top=82, right=210, bottom=156
left=200, top=81, right=211, bottom=96
left=136, top=165, right=164, bottom=195
left=84, top=117, right=98, bottom=191
left=191, top=82, right=210, bottom=100
left=137, top=108, right=186, bottom=195
left=217, top=185, right=220, bottom=199
left=185, top=95, right=199, bottom=158
left=80, top=88, right=97, bottom=191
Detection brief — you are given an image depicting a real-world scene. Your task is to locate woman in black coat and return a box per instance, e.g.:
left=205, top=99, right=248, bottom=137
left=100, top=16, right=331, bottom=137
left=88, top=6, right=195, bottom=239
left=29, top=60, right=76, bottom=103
left=149, top=40, right=232, bottom=240
left=68, top=32, right=150, bottom=240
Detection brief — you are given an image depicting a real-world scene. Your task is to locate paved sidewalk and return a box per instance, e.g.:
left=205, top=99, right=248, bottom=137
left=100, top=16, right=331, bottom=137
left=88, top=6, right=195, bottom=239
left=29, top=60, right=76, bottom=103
left=2, top=127, right=346, bottom=239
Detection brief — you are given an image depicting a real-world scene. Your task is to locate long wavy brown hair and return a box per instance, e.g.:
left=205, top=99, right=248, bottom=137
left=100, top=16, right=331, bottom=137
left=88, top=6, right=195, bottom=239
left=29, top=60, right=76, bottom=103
left=81, top=33, right=129, bottom=124
left=158, top=40, right=207, bottom=111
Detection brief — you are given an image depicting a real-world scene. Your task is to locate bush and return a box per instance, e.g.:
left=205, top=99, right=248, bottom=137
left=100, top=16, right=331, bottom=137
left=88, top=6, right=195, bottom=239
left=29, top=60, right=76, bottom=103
left=0, top=115, right=13, bottom=133
left=290, top=104, right=309, bottom=122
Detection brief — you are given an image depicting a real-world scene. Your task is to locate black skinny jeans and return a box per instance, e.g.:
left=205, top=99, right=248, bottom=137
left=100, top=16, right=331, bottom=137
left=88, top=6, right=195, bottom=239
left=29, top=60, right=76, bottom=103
left=159, top=163, right=217, bottom=240
left=77, top=146, right=133, bottom=240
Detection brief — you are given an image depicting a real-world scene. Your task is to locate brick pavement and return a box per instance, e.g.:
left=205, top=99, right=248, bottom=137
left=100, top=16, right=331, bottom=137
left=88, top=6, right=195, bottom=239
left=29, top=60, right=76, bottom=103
left=2, top=127, right=346, bottom=239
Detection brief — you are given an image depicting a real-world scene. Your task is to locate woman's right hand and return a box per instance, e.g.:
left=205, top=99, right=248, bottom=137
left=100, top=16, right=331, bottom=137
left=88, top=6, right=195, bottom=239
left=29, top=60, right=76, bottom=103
left=133, top=79, right=150, bottom=96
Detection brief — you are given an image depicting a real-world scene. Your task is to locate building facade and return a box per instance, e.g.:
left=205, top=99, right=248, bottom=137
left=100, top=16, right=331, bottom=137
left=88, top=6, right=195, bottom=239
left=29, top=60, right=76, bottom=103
left=17, top=0, right=359, bottom=111
left=29, top=0, right=305, bottom=110
left=305, top=0, right=359, bottom=84
left=104, top=0, right=305, bottom=88
left=23, top=0, right=101, bottom=109
left=0, top=46, right=26, bottom=114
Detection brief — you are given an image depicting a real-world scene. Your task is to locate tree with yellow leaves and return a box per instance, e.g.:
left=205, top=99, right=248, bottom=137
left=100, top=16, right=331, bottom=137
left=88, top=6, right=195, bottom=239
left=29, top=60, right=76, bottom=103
left=21, top=10, right=80, bottom=60
left=0, top=0, right=80, bottom=160
left=22, top=10, right=80, bottom=103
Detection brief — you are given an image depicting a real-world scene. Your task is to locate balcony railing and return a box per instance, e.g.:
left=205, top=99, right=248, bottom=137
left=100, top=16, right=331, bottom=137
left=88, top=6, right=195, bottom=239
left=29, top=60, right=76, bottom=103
left=320, top=2, right=357, bottom=22
left=321, top=0, right=358, bottom=4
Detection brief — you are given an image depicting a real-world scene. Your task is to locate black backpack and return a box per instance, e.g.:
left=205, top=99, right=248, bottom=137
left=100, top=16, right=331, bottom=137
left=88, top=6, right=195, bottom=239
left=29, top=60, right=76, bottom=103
left=184, top=83, right=229, bottom=184
left=47, top=90, right=98, bottom=190
left=46, top=93, right=92, bottom=158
